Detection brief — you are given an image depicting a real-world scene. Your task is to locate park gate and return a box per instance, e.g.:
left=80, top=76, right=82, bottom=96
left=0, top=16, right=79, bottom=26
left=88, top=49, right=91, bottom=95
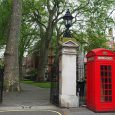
left=50, top=54, right=86, bottom=106
left=50, top=58, right=59, bottom=106
left=50, top=55, right=86, bottom=106
left=0, top=67, right=4, bottom=103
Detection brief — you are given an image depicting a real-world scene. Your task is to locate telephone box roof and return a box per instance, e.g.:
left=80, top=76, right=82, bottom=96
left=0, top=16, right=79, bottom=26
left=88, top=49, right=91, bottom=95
left=86, top=48, right=114, bottom=58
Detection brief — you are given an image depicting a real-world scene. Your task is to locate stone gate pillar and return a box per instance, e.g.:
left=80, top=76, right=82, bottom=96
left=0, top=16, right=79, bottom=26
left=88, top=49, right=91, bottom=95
left=59, top=39, right=79, bottom=107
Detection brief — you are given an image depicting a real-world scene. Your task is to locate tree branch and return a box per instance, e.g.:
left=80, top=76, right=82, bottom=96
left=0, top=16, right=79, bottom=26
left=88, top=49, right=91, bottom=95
left=46, top=0, right=50, bottom=12
left=32, top=11, right=47, bottom=29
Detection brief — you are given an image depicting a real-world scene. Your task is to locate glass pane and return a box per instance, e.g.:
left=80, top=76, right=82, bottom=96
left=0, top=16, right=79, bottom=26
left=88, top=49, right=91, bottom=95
left=108, top=72, right=111, bottom=77
left=108, top=66, right=111, bottom=71
left=100, top=65, right=112, bottom=102
left=105, top=90, right=108, bottom=95
left=101, top=66, right=104, bottom=70
left=109, top=96, right=112, bottom=101
left=105, top=66, right=107, bottom=70
left=101, top=72, right=104, bottom=76
left=105, top=84, right=108, bottom=89
left=101, top=78, right=104, bottom=83
left=108, top=78, right=111, bottom=83
left=105, top=72, right=107, bottom=76
left=109, top=90, right=112, bottom=95
left=105, top=96, right=108, bottom=101
left=109, top=84, right=112, bottom=89
left=105, top=78, right=108, bottom=83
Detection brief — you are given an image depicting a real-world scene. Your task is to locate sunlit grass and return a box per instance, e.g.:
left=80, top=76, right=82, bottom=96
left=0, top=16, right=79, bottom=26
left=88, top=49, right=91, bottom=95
left=21, top=80, right=51, bottom=88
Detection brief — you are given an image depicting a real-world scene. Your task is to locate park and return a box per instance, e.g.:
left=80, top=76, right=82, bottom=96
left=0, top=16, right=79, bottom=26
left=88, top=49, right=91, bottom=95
left=0, top=0, right=115, bottom=115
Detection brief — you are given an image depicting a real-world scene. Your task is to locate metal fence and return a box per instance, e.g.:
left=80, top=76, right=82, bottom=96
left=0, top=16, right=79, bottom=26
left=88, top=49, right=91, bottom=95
left=0, top=68, right=4, bottom=103
left=50, top=59, right=59, bottom=106
left=76, top=56, right=86, bottom=106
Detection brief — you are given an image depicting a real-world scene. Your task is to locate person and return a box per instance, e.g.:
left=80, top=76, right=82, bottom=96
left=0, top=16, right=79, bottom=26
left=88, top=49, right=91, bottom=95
left=77, top=77, right=86, bottom=105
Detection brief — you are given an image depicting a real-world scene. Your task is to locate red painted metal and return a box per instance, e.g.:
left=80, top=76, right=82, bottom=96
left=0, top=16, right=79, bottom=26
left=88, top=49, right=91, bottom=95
left=86, top=48, right=115, bottom=112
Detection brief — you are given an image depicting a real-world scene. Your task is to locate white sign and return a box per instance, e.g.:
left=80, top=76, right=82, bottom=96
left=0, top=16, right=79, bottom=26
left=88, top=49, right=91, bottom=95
left=98, top=56, right=113, bottom=60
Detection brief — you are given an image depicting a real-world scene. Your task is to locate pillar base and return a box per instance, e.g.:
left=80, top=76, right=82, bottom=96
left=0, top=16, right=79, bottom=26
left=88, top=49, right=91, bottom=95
left=59, top=94, right=79, bottom=108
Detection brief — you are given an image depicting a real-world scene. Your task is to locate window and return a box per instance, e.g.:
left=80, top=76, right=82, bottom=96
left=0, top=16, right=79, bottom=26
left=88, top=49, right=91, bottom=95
left=100, top=65, right=112, bottom=102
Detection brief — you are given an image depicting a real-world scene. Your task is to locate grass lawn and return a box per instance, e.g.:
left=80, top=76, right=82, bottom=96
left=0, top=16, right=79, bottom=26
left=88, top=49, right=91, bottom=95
left=21, top=80, right=51, bottom=88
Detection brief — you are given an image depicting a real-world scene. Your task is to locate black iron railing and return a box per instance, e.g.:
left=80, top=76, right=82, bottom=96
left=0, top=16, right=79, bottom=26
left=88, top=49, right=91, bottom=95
left=0, top=68, right=4, bottom=103
left=50, top=59, right=59, bottom=106
left=76, top=56, right=86, bottom=106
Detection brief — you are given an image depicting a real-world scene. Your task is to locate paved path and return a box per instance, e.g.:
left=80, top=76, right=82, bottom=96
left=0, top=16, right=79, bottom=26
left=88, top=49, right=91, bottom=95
left=0, top=83, right=63, bottom=115
left=2, top=83, right=51, bottom=107
left=0, top=83, right=115, bottom=115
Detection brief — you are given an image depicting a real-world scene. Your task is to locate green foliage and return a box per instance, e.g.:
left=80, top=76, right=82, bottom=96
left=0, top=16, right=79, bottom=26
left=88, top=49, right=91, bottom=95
left=0, top=0, right=12, bottom=48
left=25, top=69, right=38, bottom=81
left=73, top=31, right=108, bottom=52
left=1, top=0, right=115, bottom=52
left=71, top=0, right=115, bottom=52
left=0, top=58, right=4, bottom=67
left=19, top=19, right=40, bottom=60
left=19, top=0, right=41, bottom=66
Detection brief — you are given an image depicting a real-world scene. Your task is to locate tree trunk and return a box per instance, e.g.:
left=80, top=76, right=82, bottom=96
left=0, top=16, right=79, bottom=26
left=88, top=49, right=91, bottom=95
left=35, top=7, right=56, bottom=81
left=36, top=36, right=49, bottom=81
left=4, top=0, right=22, bottom=92
left=19, top=58, right=23, bottom=81
left=36, top=45, right=49, bottom=81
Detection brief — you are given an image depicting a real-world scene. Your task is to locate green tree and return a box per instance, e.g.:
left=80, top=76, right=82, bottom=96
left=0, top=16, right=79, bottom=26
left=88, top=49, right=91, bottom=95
left=23, top=0, right=66, bottom=81
left=0, top=0, right=11, bottom=48
left=72, top=0, right=115, bottom=52
left=19, top=17, right=40, bottom=80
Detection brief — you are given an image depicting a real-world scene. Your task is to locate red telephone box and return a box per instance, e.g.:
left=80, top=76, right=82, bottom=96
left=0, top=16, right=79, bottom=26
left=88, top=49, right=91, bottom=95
left=86, top=48, right=115, bottom=112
